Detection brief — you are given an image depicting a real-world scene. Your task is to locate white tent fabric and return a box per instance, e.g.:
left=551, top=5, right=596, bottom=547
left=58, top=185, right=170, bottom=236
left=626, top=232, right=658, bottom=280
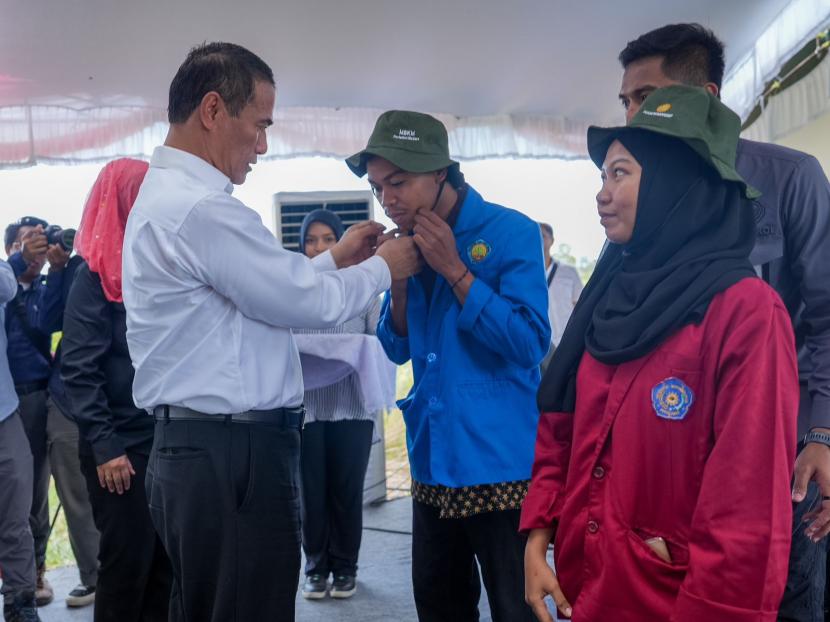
left=0, top=0, right=816, bottom=168
left=722, top=0, right=830, bottom=121
left=741, top=50, right=830, bottom=143
left=0, top=104, right=591, bottom=167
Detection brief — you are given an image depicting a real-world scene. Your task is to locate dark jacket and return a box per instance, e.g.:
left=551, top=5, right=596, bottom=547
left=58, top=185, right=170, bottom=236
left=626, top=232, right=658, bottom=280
left=4, top=251, right=65, bottom=384
left=61, top=262, right=153, bottom=464
left=737, top=139, right=830, bottom=435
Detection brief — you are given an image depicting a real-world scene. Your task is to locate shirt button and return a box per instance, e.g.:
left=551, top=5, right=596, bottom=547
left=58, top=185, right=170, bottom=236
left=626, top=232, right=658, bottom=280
left=428, top=397, right=438, bottom=407
left=587, top=520, right=599, bottom=534
left=426, top=352, right=437, bottom=363
left=592, top=466, right=605, bottom=480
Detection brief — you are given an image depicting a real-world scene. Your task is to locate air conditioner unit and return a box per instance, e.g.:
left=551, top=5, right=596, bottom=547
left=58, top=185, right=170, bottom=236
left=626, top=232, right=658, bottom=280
left=273, top=190, right=376, bottom=251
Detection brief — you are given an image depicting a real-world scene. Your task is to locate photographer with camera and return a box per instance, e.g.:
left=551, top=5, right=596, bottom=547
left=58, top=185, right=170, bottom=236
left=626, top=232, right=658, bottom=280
left=4, top=217, right=99, bottom=610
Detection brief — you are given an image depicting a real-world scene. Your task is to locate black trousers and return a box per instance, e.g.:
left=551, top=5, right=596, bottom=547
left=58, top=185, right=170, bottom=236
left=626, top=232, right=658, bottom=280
left=779, top=391, right=829, bottom=622
left=18, top=389, right=99, bottom=582
left=778, top=481, right=828, bottom=622
left=80, top=451, right=172, bottom=622
left=412, top=500, right=536, bottom=622
left=146, top=418, right=301, bottom=622
left=300, top=420, right=373, bottom=578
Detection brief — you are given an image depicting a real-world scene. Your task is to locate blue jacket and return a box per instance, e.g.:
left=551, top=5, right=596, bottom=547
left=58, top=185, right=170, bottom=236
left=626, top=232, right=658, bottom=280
left=5, top=252, right=65, bottom=384
left=377, top=186, right=551, bottom=487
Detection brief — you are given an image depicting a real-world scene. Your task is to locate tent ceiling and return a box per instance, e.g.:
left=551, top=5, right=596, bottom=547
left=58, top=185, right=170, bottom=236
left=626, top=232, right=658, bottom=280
left=0, top=0, right=793, bottom=122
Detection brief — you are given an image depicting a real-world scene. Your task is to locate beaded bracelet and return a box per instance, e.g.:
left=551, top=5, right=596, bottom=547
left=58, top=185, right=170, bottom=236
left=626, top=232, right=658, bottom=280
left=450, top=267, right=469, bottom=290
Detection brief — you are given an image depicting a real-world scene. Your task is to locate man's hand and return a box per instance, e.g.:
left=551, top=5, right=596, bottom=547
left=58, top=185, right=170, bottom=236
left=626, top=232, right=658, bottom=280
left=375, top=229, right=413, bottom=284
left=375, top=236, right=422, bottom=281
left=412, top=210, right=466, bottom=283
left=375, top=228, right=400, bottom=249
left=46, top=244, right=70, bottom=272
left=525, top=528, right=572, bottom=621
left=329, top=221, right=386, bottom=268
left=794, top=430, right=830, bottom=542
left=20, top=226, right=48, bottom=264
left=97, top=454, right=135, bottom=495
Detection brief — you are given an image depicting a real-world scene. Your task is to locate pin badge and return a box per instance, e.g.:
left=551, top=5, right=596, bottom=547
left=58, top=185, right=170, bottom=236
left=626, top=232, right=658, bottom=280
left=651, top=377, right=694, bottom=421
left=467, top=239, right=491, bottom=263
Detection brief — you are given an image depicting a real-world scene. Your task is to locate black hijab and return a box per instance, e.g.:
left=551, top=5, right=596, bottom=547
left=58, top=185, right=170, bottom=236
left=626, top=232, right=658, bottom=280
left=299, top=209, right=345, bottom=257
left=537, top=129, right=756, bottom=412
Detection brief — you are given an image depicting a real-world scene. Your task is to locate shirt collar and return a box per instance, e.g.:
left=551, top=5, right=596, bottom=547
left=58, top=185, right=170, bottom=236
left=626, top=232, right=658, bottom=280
left=445, top=184, right=467, bottom=231
left=150, top=146, right=235, bottom=195
left=452, top=185, right=486, bottom=237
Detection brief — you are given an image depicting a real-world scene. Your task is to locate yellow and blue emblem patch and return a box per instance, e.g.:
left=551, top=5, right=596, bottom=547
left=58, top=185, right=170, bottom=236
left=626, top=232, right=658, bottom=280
left=651, top=377, right=694, bottom=421
left=467, top=239, right=491, bottom=263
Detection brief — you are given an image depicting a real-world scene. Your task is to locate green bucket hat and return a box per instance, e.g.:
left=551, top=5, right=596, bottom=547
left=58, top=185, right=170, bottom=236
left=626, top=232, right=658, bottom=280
left=587, top=85, right=759, bottom=199
left=346, top=110, right=461, bottom=183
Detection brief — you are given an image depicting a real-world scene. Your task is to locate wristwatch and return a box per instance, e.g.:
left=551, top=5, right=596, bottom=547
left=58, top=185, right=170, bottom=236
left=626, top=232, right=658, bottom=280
left=803, top=430, right=830, bottom=448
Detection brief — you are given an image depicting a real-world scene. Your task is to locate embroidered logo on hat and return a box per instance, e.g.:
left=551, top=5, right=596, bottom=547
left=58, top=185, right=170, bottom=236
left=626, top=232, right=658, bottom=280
left=651, top=377, right=694, bottom=421
left=643, top=108, right=674, bottom=119
left=467, top=239, right=491, bottom=263
left=394, top=129, right=420, bottom=142
left=656, top=103, right=672, bottom=113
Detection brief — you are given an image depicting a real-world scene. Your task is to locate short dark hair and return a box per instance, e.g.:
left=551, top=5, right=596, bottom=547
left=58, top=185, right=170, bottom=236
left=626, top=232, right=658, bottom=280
left=168, top=42, right=275, bottom=124
left=618, top=23, right=726, bottom=90
left=539, top=222, right=553, bottom=238
left=5, top=216, right=48, bottom=249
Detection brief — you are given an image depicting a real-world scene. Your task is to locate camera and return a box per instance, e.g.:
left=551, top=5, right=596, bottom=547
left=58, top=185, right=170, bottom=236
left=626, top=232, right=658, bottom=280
left=44, top=225, right=76, bottom=253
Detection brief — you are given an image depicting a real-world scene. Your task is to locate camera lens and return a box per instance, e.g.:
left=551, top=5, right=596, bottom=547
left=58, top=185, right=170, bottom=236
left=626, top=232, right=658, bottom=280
left=44, top=225, right=75, bottom=252
left=60, top=228, right=76, bottom=253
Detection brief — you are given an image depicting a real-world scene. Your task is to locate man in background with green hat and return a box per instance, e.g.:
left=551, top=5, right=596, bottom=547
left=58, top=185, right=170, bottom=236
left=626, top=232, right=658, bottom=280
left=348, top=110, right=550, bottom=621
left=617, top=24, right=830, bottom=622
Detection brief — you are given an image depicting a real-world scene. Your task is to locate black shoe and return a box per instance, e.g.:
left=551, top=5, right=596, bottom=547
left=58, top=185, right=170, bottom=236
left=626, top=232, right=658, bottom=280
left=65, top=584, right=96, bottom=608
left=3, top=591, right=42, bottom=622
left=301, top=574, right=328, bottom=600
left=330, top=574, right=357, bottom=599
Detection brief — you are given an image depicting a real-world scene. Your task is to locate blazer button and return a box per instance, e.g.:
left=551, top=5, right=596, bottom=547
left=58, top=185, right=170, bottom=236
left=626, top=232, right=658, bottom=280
left=587, top=520, right=599, bottom=534
left=592, top=466, right=605, bottom=480
left=427, top=352, right=437, bottom=363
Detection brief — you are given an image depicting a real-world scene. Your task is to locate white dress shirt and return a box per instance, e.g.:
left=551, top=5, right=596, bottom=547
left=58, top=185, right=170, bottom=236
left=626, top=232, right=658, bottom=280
left=546, top=261, right=583, bottom=347
left=122, top=146, right=391, bottom=414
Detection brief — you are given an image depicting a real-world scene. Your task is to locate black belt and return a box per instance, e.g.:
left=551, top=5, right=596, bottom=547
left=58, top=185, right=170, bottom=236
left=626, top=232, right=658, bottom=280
left=14, top=379, right=49, bottom=396
left=153, top=405, right=304, bottom=429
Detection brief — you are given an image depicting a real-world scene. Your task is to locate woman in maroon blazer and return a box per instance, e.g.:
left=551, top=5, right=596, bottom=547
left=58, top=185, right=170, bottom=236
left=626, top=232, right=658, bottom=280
left=521, top=86, right=799, bottom=622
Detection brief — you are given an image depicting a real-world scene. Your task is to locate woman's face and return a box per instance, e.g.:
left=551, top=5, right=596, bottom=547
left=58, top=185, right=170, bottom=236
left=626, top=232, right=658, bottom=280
left=596, top=140, right=642, bottom=244
left=304, top=221, right=338, bottom=258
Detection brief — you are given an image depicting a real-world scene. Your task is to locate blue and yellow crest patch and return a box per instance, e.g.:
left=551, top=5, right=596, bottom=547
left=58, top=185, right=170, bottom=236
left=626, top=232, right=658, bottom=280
left=467, top=239, right=491, bottom=263
left=651, top=377, right=694, bottom=421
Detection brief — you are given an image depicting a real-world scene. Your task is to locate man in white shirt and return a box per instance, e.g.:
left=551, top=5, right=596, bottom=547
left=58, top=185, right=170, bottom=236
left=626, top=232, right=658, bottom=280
left=539, top=223, right=582, bottom=370
left=122, top=42, right=420, bottom=622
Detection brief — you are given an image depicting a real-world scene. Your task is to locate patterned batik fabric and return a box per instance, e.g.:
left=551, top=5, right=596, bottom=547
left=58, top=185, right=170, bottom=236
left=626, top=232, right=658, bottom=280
left=411, top=479, right=529, bottom=519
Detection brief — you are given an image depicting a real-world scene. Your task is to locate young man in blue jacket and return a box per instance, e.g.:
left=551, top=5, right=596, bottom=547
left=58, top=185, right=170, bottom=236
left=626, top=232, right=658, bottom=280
left=347, top=110, right=550, bottom=621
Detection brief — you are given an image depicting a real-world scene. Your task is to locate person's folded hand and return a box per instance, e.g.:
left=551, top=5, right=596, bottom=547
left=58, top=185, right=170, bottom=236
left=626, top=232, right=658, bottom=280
left=330, top=220, right=386, bottom=268
left=376, top=236, right=423, bottom=281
